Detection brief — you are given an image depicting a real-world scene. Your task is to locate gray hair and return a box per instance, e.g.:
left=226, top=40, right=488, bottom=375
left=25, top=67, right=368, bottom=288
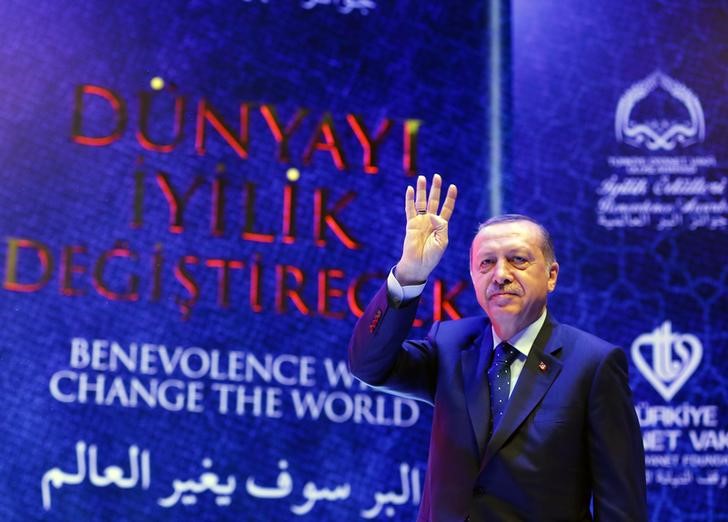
left=475, top=214, right=556, bottom=265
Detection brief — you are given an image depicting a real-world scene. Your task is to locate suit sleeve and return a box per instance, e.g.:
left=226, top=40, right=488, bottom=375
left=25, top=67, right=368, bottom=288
left=587, top=347, right=648, bottom=521
left=348, top=282, right=438, bottom=404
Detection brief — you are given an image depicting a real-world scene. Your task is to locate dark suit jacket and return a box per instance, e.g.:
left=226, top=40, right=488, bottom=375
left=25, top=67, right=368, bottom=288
left=348, top=284, right=647, bottom=522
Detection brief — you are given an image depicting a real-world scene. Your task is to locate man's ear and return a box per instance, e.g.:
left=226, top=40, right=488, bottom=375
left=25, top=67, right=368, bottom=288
left=547, top=262, right=559, bottom=292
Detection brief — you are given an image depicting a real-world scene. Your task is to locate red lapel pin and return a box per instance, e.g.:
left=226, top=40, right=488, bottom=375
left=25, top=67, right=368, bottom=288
left=538, top=361, right=548, bottom=372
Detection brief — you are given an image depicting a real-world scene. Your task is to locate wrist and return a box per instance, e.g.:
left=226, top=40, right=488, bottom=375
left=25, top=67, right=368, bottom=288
left=394, top=264, right=427, bottom=286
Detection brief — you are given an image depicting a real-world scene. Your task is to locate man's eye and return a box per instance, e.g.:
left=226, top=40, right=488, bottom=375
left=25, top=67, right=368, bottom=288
left=510, top=256, right=528, bottom=267
left=479, top=259, right=495, bottom=270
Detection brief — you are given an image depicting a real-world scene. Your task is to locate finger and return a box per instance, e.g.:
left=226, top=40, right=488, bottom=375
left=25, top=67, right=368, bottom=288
left=415, top=175, right=427, bottom=213
left=427, top=173, right=442, bottom=214
left=439, top=184, right=457, bottom=221
left=405, top=185, right=415, bottom=220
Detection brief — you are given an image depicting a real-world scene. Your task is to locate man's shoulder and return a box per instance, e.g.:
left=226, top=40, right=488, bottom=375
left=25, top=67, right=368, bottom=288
left=430, top=315, right=490, bottom=349
left=551, top=318, right=622, bottom=360
left=556, top=321, right=614, bottom=345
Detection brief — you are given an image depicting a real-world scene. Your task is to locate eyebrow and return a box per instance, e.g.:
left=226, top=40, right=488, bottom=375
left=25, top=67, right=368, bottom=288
left=474, top=246, right=533, bottom=256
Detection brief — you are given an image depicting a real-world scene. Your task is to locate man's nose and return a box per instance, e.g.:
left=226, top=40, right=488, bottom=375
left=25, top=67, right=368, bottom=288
left=492, top=258, right=511, bottom=284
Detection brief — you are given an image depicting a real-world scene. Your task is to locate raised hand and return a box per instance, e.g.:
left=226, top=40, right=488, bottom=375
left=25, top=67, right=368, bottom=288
left=395, top=174, right=457, bottom=285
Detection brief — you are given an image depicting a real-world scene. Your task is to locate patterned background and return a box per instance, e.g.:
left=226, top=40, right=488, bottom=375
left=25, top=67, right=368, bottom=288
left=511, top=1, right=727, bottom=519
left=0, top=1, right=725, bottom=520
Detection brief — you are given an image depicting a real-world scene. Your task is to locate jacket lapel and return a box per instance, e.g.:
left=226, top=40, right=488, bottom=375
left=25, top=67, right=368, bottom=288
left=461, top=331, right=492, bottom=458
left=482, top=315, right=564, bottom=467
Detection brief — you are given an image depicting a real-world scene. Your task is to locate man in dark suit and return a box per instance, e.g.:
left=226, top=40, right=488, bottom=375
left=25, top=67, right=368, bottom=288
left=348, top=175, right=647, bottom=521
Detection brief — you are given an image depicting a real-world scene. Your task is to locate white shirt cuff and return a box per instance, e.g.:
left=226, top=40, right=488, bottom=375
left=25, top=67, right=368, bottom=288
left=386, top=267, right=426, bottom=306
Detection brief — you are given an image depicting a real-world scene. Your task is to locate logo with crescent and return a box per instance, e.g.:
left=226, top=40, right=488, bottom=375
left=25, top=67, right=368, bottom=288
left=615, top=71, right=705, bottom=151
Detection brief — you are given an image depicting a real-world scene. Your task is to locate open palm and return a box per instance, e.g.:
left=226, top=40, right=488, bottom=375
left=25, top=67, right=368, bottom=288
left=396, top=174, right=457, bottom=285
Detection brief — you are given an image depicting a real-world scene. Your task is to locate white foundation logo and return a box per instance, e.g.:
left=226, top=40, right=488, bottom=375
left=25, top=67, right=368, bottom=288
left=615, top=71, right=705, bottom=151
left=631, top=321, right=702, bottom=401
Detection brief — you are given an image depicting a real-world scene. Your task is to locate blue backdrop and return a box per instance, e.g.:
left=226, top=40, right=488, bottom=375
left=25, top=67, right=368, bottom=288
left=0, top=1, right=725, bottom=521
left=511, top=1, right=727, bottom=519
left=0, top=2, right=488, bottom=520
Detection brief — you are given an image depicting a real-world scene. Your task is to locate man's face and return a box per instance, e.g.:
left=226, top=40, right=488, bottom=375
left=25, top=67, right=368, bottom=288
left=470, top=220, right=559, bottom=333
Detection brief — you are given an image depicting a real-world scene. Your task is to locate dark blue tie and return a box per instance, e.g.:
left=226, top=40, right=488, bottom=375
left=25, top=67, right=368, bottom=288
left=488, top=342, right=518, bottom=438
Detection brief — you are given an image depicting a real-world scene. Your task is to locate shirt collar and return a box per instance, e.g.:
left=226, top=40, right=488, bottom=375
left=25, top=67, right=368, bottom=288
left=492, top=309, right=548, bottom=359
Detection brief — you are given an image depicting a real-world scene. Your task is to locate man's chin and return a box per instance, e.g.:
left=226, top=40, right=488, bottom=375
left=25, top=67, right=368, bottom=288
left=486, top=303, right=521, bottom=318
